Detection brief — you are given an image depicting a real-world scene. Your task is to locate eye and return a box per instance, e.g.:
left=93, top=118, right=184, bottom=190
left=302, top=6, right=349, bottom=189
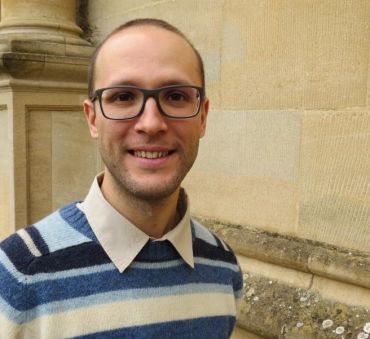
left=102, top=89, right=141, bottom=105
left=167, top=91, right=188, bottom=102
left=169, top=92, right=184, bottom=101
left=114, top=91, right=136, bottom=102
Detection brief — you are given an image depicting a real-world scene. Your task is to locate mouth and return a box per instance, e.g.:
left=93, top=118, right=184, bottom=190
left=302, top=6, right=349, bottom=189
left=129, top=150, right=174, bottom=159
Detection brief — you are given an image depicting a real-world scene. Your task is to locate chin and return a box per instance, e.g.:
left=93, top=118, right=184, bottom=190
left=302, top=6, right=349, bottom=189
left=117, top=175, right=182, bottom=202
left=129, top=185, right=180, bottom=202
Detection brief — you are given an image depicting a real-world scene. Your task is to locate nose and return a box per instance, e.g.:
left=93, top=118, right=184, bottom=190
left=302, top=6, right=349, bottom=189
left=134, top=97, right=167, bottom=135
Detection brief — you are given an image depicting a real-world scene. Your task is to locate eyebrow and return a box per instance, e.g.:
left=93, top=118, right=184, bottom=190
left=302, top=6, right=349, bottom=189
left=106, top=79, right=195, bottom=88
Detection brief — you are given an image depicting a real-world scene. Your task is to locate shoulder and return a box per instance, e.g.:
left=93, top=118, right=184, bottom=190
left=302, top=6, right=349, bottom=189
left=0, top=203, right=105, bottom=326
left=191, top=218, right=244, bottom=294
left=0, top=202, right=92, bottom=275
left=191, top=218, right=239, bottom=266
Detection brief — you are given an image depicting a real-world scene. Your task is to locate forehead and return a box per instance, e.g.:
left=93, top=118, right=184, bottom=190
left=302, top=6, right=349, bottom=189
left=94, top=26, right=201, bottom=87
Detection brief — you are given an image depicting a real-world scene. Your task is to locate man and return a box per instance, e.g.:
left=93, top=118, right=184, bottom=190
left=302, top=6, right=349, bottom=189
left=0, top=19, right=243, bottom=338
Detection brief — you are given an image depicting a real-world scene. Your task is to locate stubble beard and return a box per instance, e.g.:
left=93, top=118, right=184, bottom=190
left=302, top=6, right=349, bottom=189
left=99, top=142, right=199, bottom=204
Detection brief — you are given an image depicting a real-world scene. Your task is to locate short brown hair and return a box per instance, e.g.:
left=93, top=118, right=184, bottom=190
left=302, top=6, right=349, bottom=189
left=87, top=18, right=205, bottom=98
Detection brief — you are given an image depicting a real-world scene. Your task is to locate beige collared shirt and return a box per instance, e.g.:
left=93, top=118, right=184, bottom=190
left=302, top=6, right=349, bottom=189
left=77, top=173, right=194, bottom=272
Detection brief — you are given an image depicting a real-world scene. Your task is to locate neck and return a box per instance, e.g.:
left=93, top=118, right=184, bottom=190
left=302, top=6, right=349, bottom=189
left=100, top=171, right=181, bottom=239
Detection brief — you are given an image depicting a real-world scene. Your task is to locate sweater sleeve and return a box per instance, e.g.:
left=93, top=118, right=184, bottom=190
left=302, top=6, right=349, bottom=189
left=0, top=233, right=30, bottom=339
left=233, top=260, right=244, bottom=320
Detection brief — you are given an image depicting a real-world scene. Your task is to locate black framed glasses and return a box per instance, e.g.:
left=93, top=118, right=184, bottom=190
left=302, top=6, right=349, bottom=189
left=91, top=85, right=205, bottom=120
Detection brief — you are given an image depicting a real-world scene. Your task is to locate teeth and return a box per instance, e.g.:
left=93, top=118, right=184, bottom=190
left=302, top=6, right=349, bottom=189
left=134, top=151, right=169, bottom=159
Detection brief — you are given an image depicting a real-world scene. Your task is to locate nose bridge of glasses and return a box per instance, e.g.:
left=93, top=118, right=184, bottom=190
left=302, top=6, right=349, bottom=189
left=141, top=89, right=163, bottom=115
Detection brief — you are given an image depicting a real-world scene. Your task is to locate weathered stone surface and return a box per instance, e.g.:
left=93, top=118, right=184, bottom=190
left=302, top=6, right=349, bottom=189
left=237, top=272, right=370, bottom=339
left=203, top=220, right=370, bottom=289
left=1, top=51, right=91, bottom=83
left=202, top=220, right=370, bottom=337
left=0, top=0, right=82, bottom=37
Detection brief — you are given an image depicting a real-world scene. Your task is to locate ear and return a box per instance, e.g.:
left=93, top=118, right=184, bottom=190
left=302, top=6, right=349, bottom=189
left=83, top=99, right=98, bottom=138
left=199, top=97, right=209, bottom=138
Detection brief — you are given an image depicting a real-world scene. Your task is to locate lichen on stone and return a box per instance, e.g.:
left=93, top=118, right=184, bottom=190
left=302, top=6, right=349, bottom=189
left=322, top=319, right=334, bottom=329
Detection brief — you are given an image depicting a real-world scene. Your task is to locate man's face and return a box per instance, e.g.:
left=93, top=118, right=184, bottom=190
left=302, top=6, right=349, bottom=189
left=84, top=26, right=208, bottom=202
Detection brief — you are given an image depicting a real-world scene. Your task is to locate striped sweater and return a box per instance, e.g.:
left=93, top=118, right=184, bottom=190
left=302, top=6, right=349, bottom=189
left=0, top=202, right=243, bottom=338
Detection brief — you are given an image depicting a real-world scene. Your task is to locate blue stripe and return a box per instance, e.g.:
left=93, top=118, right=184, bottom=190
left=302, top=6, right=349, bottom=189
left=195, top=257, right=240, bottom=272
left=0, top=255, right=238, bottom=285
left=0, top=235, right=35, bottom=275
left=23, top=263, right=115, bottom=284
left=25, top=226, right=49, bottom=255
left=72, top=315, right=236, bottom=339
left=59, top=202, right=97, bottom=241
left=34, top=210, right=91, bottom=253
left=0, top=248, right=25, bottom=282
left=4, top=258, right=238, bottom=309
left=192, top=220, right=218, bottom=246
left=193, top=238, right=237, bottom=264
left=25, top=242, right=110, bottom=274
left=6, top=283, right=232, bottom=324
left=0, top=296, right=23, bottom=324
left=0, top=259, right=27, bottom=311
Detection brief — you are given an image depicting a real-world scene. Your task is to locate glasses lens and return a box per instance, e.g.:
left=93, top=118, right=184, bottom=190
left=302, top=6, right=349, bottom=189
left=100, top=87, right=143, bottom=119
left=159, top=86, right=201, bottom=118
left=98, top=86, right=201, bottom=119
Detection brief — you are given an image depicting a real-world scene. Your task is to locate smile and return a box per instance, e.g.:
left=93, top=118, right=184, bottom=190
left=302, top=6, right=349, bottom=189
left=133, top=151, right=170, bottom=159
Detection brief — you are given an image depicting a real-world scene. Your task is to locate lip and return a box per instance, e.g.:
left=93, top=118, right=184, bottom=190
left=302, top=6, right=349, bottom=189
left=127, top=145, right=176, bottom=168
left=130, top=145, right=173, bottom=153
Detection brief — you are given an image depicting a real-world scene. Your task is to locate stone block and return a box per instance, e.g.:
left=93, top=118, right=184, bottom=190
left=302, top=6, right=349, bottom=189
left=237, top=256, right=312, bottom=290
left=184, top=171, right=298, bottom=234
left=0, top=105, right=11, bottom=240
left=221, top=0, right=369, bottom=110
left=26, top=106, right=98, bottom=224
left=299, top=110, right=370, bottom=252
left=236, top=255, right=370, bottom=338
left=195, top=110, right=301, bottom=181
left=207, top=220, right=370, bottom=289
left=51, top=110, right=98, bottom=211
left=65, top=43, right=94, bottom=58
left=27, top=109, right=52, bottom=223
left=10, top=39, right=66, bottom=56
left=2, top=52, right=45, bottom=79
left=311, top=275, right=370, bottom=309
left=42, top=55, right=90, bottom=83
left=231, top=326, right=263, bottom=339
left=184, top=109, right=301, bottom=232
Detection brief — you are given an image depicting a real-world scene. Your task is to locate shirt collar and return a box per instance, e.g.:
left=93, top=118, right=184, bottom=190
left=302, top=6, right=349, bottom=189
left=78, top=173, right=194, bottom=272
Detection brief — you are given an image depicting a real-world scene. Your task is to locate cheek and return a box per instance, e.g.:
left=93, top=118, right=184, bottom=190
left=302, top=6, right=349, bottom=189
left=97, top=120, right=131, bottom=143
left=174, top=125, right=202, bottom=153
left=175, top=119, right=203, bottom=139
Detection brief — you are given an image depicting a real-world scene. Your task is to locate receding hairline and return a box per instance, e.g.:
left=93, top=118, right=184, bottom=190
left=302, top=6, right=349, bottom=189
left=88, top=19, right=205, bottom=98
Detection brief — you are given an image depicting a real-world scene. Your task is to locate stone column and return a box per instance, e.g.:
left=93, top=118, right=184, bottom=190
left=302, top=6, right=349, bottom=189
left=0, top=0, right=97, bottom=238
left=0, top=0, right=82, bottom=38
